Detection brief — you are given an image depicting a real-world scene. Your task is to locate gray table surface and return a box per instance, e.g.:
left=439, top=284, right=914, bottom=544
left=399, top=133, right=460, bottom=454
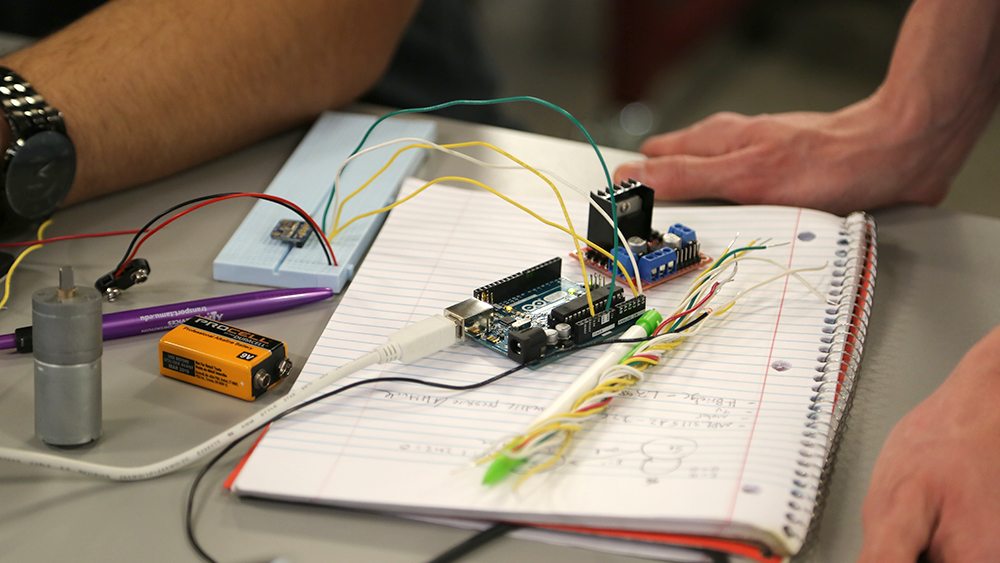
left=1, top=109, right=998, bottom=563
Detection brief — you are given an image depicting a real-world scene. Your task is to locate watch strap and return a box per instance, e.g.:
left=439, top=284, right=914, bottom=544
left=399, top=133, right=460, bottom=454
left=0, top=66, right=68, bottom=139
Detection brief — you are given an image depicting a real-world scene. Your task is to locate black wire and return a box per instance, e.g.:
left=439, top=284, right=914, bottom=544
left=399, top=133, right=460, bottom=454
left=114, top=192, right=333, bottom=274
left=425, top=523, right=522, bottom=563
left=185, top=365, right=535, bottom=562
left=671, top=312, right=709, bottom=333
left=184, top=332, right=666, bottom=562
left=115, top=193, right=238, bottom=272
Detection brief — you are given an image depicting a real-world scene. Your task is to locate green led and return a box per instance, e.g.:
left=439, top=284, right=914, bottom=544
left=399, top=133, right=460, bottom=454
left=482, top=454, right=525, bottom=486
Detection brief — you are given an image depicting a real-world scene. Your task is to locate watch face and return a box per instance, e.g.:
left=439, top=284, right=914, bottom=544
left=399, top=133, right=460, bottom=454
left=5, top=130, right=76, bottom=220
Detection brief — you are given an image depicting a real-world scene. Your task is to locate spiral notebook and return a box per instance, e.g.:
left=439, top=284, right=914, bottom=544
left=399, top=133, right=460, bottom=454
left=230, top=180, right=877, bottom=562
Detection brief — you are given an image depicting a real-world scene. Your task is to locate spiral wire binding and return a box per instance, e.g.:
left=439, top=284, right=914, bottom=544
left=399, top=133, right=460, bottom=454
left=783, top=213, right=877, bottom=545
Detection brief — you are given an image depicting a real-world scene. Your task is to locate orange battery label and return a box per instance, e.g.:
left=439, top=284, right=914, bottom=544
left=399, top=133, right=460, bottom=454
left=158, top=317, right=287, bottom=401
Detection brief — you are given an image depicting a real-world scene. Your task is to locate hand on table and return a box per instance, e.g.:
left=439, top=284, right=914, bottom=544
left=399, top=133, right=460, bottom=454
left=612, top=95, right=967, bottom=215
left=856, top=325, right=1000, bottom=563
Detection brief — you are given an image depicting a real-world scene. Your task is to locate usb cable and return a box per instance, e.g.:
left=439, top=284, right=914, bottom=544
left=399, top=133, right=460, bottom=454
left=0, top=314, right=459, bottom=480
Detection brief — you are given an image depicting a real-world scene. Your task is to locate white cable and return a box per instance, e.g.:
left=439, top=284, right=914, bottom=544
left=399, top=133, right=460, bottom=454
left=628, top=321, right=707, bottom=361
left=698, top=255, right=829, bottom=303
left=578, top=364, right=647, bottom=408
left=682, top=241, right=829, bottom=305
left=677, top=234, right=752, bottom=304
left=0, top=314, right=459, bottom=481
left=506, top=251, right=830, bottom=461
left=331, top=137, right=643, bottom=295
left=503, top=287, right=719, bottom=458
left=509, top=429, right=573, bottom=460
left=713, top=263, right=831, bottom=312
left=596, top=363, right=648, bottom=386
left=734, top=256, right=831, bottom=303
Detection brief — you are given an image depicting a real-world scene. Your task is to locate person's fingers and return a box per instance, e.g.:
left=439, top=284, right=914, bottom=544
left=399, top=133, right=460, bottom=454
left=613, top=154, right=742, bottom=202
left=612, top=159, right=647, bottom=186
left=856, top=478, right=936, bottom=563
left=639, top=112, right=752, bottom=157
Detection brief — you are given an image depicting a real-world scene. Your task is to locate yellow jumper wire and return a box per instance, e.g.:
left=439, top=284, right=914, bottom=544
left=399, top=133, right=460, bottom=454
left=329, top=144, right=640, bottom=307
left=0, top=220, right=53, bottom=311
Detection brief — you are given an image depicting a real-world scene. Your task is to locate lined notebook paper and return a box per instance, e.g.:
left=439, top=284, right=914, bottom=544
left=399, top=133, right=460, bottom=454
left=232, top=180, right=875, bottom=560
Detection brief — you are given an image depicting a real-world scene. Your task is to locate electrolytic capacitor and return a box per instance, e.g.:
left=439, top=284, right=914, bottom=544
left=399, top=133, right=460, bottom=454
left=33, top=266, right=103, bottom=446
left=555, top=322, right=572, bottom=341
left=627, top=236, right=648, bottom=255
left=662, top=232, right=682, bottom=250
left=544, top=328, right=559, bottom=346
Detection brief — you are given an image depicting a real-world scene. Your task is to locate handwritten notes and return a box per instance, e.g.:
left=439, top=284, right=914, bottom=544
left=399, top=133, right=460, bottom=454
left=233, top=181, right=851, bottom=556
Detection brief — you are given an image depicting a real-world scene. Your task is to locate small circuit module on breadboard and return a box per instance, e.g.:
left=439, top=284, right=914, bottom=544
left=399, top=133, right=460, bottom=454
left=213, top=111, right=436, bottom=292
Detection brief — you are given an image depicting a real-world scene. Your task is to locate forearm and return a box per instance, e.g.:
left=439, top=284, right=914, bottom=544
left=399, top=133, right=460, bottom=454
left=0, top=0, right=419, bottom=204
left=880, top=0, right=1000, bottom=119
left=867, top=0, right=1000, bottom=185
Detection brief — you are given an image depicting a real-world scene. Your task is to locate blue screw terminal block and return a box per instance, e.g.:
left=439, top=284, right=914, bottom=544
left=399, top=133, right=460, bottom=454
left=639, top=247, right=677, bottom=282
left=614, top=247, right=638, bottom=278
left=668, top=223, right=697, bottom=246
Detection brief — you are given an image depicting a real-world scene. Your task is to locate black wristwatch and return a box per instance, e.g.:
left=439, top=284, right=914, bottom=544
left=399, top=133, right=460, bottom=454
left=0, top=66, right=76, bottom=236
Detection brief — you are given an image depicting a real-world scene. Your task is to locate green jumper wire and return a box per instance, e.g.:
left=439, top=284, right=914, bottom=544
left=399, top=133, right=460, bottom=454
left=666, top=244, right=768, bottom=332
left=320, top=96, right=622, bottom=310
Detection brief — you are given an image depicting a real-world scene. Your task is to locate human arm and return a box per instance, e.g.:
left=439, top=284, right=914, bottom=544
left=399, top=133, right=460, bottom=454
left=856, top=323, right=1000, bottom=562
left=613, top=0, right=1000, bottom=215
left=0, top=0, right=420, bottom=205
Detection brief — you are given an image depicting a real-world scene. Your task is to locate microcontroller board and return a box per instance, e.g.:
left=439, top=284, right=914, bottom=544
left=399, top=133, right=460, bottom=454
left=445, top=257, right=646, bottom=367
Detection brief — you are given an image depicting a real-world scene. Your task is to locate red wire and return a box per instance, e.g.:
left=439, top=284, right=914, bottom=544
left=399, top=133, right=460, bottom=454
left=655, top=281, right=719, bottom=334
left=574, top=291, right=713, bottom=423
left=507, top=285, right=718, bottom=455
left=508, top=285, right=713, bottom=454
left=574, top=398, right=612, bottom=414
left=509, top=397, right=614, bottom=453
left=115, top=193, right=336, bottom=276
left=0, top=230, right=141, bottom=249
left=628, top=353, right=660, bottom=363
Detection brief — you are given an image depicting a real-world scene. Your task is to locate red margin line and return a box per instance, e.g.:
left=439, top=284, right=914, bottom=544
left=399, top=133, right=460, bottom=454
left=724, top=208, right=802, bottom=523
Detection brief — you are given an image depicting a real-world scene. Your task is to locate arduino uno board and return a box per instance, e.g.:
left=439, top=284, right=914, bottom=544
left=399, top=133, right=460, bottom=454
left=445, top=257, right=646, bottom=366
left=445, top=181, right=706, bottom=367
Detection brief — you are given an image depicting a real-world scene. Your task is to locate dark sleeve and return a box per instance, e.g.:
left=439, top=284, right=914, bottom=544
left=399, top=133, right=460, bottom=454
left=361, top=0, right=510, bottom=127
left=0, top=0, right=106, bottom=37
left=1, top=0, right=508, bottom=126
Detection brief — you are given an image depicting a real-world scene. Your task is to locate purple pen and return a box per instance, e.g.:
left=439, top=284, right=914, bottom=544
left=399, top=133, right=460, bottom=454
left=3, top=287, right=334, bottom=353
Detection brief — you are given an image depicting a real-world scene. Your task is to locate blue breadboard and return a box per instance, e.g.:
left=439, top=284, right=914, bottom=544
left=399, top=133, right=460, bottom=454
left=213, top=111, right=437, bottom=291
